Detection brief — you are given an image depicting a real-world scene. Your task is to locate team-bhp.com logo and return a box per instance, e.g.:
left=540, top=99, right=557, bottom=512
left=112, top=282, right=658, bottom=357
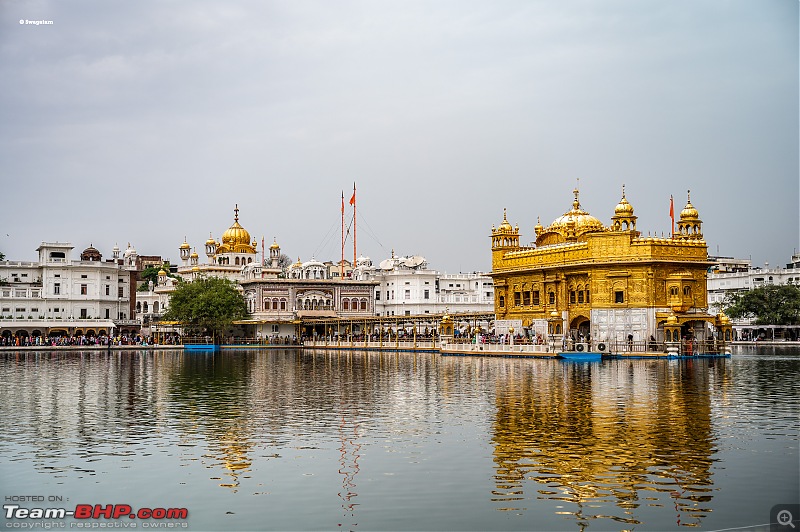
left=4, top=504, right=188, bottom=527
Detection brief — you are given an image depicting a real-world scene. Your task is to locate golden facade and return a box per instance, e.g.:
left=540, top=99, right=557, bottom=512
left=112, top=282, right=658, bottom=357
left=490, top=188, right=715, bottom=343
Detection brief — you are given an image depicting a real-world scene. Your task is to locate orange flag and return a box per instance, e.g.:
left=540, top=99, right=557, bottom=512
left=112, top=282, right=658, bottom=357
left=669, top=195, right=675, bottom=237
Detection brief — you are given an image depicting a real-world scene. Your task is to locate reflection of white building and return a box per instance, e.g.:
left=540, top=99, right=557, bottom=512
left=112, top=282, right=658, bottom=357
left=351, top=251, right=494, bottom=316
left=0, top=242, right=137, bottom=342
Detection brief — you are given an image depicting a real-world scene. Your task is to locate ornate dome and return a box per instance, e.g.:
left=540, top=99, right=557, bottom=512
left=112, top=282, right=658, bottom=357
left=221, top=206, right=251, bottom=247
left=496, top=209, right=514, bottom=233
left=614, top=187, right=634, bottom=216
left=80, top=244, right=102, bottom=262
left=545, top=189, right=605, bottom=238
left=269, top=238, right=280, bottom=250
left=680, top=191, right=699, bottom=220
left=216, top=205, right=256, bottom=255
left=180, top=238, right=190, bottom=250
left=610, top=185, right=638, bottom=233
left=534, top=216, right=544, bottom=235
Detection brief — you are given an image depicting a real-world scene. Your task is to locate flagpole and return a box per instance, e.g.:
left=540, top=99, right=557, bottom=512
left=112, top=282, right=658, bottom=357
left=341, top=191, right=345, bottom=279
left=352, top=182, right=357, bottom=268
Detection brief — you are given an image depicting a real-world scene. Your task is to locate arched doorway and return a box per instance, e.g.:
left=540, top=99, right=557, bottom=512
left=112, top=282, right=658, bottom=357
left=569, top=315, right=591, bottom=342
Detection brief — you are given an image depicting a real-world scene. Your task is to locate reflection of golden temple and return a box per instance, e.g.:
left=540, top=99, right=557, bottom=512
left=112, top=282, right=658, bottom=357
left=490, top=360, right=722, bottom=527
left=490, top=188, right=727, bottom=348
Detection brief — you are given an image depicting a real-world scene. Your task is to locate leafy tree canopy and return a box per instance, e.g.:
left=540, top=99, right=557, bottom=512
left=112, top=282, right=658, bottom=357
left=138, top=262, right=177, bottom=291
left=723, top=284, right=800, bottom=325
left=162, top=276, right=249, bottom=341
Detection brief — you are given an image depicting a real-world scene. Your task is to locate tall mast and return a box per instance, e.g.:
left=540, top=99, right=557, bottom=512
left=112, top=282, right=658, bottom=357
left=341, top=191, right=345, bottom=278
left=352, top=182, right=357, bottom=268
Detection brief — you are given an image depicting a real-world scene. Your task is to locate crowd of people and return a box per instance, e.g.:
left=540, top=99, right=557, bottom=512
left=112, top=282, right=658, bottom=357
left=0, top=334, right=158, bottom=347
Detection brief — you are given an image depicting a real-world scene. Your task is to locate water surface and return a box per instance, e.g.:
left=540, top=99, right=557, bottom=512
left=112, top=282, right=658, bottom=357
left=0, top=347, right=797, bottom=531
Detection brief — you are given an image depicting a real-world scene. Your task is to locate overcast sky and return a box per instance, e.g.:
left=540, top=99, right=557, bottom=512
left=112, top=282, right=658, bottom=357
left=1, top=1, right=797, bottom=273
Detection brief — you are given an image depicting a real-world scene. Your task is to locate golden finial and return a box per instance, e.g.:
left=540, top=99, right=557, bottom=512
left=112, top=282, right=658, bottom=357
left=234, top=204, right=239, bottom=222
left=622, top=183, right=626, bottom=198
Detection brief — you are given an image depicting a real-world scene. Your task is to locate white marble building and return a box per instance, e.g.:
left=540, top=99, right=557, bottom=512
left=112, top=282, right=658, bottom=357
left=351, top=252, right=494, bottom=316
left=0, top=242, right=137, bottom=342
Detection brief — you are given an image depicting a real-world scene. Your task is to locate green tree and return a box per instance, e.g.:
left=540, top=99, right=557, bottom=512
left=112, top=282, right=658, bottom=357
left=163, top=276, right=249, bottom=342
left=723, top=284, right=800, bottom=325
left=138, top=262, right=176, bottom=291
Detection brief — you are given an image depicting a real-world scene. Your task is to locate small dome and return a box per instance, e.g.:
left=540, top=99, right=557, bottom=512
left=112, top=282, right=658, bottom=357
left=205, top=233, right=216, bottom=245
left=680, top=191, right=699, bottom=220
left=496, top=208, right=514, bottom=233
left=180, top=238, right=190, bottom=250
left=158, top=268, right=167, bottom=276
left=303, top=257, right=324, bottom=268
left=190, top=250, right=199, bottom=259
left=614, top=187, right=634, bottom=216
left=80, top=244, right=102, bottom=262
left=269, top=238, right=280, bottom=250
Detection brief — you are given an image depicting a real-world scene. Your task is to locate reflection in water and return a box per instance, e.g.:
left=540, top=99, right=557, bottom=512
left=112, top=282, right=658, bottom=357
left=0, top=348, right=796, bottom=531
left=338, top=405, right=362, bottom=529
left=490, top=359, right=728, bottom=528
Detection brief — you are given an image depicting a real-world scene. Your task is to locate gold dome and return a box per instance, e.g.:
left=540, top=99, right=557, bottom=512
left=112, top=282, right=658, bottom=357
left=269, top=238, right=280, bottom=250
left=614, top=186, right=635, bottom=216
left=179, top=238, right=190, bottom=250
left=546, top=189, right=605, bottom=238
left=205, top=233, right=216, bottom=246
left=680, top=191, right=699, bottom=220
left=158, top=268, right=167, bottom=276
left=216, top=205, right=256, bottom=255
left=496, top=208, right=514, bottom=233
left=190, top=250, right=199, bottom=259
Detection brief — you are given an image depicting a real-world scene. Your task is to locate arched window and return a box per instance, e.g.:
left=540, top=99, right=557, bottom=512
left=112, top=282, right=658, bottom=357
left=683, top=286, right=692, bottom=296
left=143, top=302, right=149, bottom=313
left=272, top=299, right=279, bottom=310
left=153, top=302, right=159, bottom=312
left=343, top=300, right=349, bottom=310
left=360, top=299, right=367, bottom=310
left=136, top=302, right=141, bottom=312
left=280, top=299, right=286, bottom=310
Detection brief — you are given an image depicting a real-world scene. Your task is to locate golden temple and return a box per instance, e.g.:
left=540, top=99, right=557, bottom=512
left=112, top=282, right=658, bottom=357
left=489, top=187, right=726, bottom=346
